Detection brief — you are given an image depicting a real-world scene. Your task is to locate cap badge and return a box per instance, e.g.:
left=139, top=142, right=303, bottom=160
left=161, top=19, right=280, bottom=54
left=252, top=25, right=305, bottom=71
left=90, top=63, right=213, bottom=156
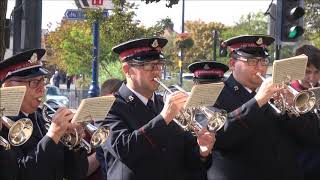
left=256, top=38, right=263, bottom=45
left=151, top=39, right=159, bottom=48
left=203, top=64, right=210, bottom=70
left=234, top=86, right=239, bottom=91
left=128, top=95, right=134, bottom=102
left=28, top=53, right=38, bottom=64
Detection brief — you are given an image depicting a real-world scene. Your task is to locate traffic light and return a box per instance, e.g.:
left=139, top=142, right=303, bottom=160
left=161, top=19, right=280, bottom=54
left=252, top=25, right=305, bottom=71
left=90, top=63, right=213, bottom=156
left=279, top=0, right=305, bottom=42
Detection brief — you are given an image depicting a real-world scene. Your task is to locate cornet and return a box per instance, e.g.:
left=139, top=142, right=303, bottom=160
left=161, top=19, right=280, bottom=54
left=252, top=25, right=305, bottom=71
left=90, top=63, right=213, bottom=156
left=0, top=116, right=33, bottom=146
left=154, top=78, right=227, bottom=133
left=256, top=72, right=316, bottom=116
left=42, top=99, right=109, bottom=152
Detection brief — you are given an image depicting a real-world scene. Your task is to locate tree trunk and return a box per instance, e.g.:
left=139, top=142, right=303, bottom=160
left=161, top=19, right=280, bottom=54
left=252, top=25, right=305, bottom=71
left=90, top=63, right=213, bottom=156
left=0, top=0, right=8, bottom=61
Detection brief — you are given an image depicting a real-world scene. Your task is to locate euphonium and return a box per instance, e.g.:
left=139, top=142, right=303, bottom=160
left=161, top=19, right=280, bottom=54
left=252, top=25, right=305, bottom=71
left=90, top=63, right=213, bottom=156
left=256, top=72, right=316, bottom=115
left=154, top=78, right=227, bottom=133
left=0, top=116, right=33, bottom=146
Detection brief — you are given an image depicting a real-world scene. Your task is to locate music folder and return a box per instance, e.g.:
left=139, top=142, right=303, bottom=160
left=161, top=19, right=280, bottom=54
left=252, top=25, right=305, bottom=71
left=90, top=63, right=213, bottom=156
left=185, top=82, right=224, bottom=109
left=272, top=54, right=308, bottom=84
left=71, top=95, right=116, bottom=123
left=0, top=86, right=26, bottom=116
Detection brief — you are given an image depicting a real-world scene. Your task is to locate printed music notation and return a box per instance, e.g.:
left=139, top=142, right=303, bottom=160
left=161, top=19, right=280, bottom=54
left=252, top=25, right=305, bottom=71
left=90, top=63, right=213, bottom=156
left=71, top=95, right=116, bottom=123
left=0, top=86, right=26, bottom=116
left=272, top=54, right=308, bottom=84
left=185, top=82, right=224, bottom=109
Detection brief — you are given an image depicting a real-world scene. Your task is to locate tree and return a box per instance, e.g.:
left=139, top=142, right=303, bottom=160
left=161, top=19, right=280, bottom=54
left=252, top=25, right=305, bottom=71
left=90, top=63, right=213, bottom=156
left=142, top=0, right=179, bottom=8
left=0, top=0, right=8, bottom=61
left=162, top=12, right=269, bottom=72
left=46, top=1, right=168, bottom=87
left=304, top=0, right=320, bottom=40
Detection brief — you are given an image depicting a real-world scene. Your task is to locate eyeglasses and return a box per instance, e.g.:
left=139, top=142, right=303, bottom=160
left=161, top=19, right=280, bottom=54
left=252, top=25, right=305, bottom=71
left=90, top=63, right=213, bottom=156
left=129, top=62, right=165, bottom=71
left=237, top=57, right=269, bottom=66
left=10, top=77, right=47, bottom=89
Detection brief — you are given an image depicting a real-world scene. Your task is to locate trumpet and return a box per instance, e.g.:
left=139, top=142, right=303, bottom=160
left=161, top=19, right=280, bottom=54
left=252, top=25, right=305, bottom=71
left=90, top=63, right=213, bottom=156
left=0, top=116, right=33, bottom=146
left=154, top=78, right=227, bottom=133
left=42, top=99, right=109, bottom=152
left=256, top=72, right=316, bottom=116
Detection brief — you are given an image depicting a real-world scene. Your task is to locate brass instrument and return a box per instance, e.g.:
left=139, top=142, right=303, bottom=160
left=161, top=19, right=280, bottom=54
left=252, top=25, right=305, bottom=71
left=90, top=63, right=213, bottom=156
left=42, top=99, right=109, bottom=152
left=256, top=72, right=316, bottom=116
left=0, top=116, right=33, bottom=146
left=154, top=78, right=227, bottom=133
left=0, top=136, right=10, bottom=150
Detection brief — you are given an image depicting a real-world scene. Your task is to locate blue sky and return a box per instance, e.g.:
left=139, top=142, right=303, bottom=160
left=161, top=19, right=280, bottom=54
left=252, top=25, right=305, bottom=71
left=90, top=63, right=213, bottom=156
left=6, top=0, right=272, bottom=32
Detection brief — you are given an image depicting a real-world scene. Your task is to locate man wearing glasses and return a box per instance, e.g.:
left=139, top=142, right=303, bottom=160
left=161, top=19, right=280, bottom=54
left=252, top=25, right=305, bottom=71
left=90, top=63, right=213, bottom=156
left=207, top=35, right=320, bottom=180
left=0, top=49, right=88, bottom=180
left=97, top=37, right=214, bottom=180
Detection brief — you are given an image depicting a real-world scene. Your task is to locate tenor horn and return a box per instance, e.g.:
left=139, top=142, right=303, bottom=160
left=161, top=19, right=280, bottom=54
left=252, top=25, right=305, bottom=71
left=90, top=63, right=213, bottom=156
left=0, top=136, right=10, bottom=150
left=154, top=77, right=227, bottom=133
left=256, top=72, right=316, bottom=115
left=1, top=116, right=33, bottom=146
left=42, top=99, right=109, bottom=152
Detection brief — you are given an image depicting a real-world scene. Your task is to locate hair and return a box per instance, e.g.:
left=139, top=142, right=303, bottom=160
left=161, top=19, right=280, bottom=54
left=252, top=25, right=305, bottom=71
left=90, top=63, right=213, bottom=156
left=100, top=78, right=123, bottom=96
left=295, top=44, right=320, bottom=70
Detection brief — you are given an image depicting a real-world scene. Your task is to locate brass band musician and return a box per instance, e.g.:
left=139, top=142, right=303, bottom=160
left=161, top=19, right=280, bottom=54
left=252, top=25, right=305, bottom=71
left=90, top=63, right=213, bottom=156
left=97, top=37, right=215, bottom=180
left=207, top=35, right=320, bottom=180
left=0, top=49, right=88, bottom=180
left=290, top=44, right=320, bottom=180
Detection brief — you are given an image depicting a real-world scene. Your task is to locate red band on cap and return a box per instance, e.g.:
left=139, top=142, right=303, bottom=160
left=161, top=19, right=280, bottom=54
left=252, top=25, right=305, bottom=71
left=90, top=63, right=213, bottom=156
left=119, top=47, right=161, bottom=60
left=229, top=42, right=266, bottom=52
left=194, top=69, right=224, bottom=78
left=0, top=61, right=41, bottom=81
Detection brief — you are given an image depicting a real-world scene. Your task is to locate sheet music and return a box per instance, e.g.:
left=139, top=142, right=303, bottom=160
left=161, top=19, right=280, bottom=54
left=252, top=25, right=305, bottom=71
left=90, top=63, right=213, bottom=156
left=272, top=54, right=308, bottom=84
left=0, top=86, right=26, bottom=116
left=185, top=82, right=224, bottom=109
left=71, top=96, right=116, bottom=123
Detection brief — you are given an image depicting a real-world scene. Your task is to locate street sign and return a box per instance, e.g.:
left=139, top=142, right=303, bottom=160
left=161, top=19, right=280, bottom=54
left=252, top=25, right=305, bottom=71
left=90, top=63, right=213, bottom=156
left=64, top=9, right=85, bottom=20
left=64, top=9, right=109, bottom=20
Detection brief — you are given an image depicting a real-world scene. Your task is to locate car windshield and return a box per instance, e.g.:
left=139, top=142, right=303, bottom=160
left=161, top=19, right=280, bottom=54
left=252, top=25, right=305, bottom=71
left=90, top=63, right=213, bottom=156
left=46, top=86, right=62, bottom=95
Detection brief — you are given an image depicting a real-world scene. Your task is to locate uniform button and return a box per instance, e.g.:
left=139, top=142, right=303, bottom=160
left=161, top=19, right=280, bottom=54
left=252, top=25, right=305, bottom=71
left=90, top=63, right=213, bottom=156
left=161, top=147, right=166, bottom=152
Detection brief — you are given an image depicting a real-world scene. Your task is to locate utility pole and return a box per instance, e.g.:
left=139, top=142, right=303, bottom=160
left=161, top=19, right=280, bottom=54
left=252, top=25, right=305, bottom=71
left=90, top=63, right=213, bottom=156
left=21, top=0, right=42, bottom=50
left=178, top=0, right=185, bottom=86
left=13, top=0, right=22, bottom=54
left=212, top=30, right=218, bottom=61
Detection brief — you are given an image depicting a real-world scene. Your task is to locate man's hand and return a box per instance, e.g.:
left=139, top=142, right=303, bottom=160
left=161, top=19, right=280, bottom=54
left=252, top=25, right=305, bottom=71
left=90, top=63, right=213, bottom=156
left=255, top=77, right=283, bottom=107
left=160, top=91, right=188, bottom=124
left=46, top=107, right=74, bottom=144
left=196, top=128, right=215, bottom=158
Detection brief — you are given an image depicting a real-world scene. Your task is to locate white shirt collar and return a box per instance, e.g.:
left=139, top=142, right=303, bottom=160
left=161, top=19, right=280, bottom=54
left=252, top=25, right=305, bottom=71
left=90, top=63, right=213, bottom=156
left=21, top=111, right=29, bottom=117
left=244, top=86, right=255, bottom=94
left=126, top=85, right=154, bottom=106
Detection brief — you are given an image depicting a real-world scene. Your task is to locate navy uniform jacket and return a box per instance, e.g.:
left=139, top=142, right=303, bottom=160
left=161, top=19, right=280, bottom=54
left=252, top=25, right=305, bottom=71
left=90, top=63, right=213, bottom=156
left=0, top=109, right=88, bottom=180
left=97, top=83, right=208, bottom=180
left=207, top=74, right=320, bottom=180
left=0, top=146, right=18, bottom=180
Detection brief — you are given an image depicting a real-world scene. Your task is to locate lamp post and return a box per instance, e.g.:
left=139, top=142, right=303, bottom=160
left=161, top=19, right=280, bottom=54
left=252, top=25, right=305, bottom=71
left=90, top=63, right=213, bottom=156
left=178, top=0, right=185, bottom=86
left=87, top=19, right=100, bottom=97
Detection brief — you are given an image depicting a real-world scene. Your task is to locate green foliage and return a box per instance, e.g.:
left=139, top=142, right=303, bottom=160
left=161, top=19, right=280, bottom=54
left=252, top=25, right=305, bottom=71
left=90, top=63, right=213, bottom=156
left=46, top=1, right=167, bottom=87
left=304, top=0, right=320, bottom=41
left=142, top=0, right=179, bottom=8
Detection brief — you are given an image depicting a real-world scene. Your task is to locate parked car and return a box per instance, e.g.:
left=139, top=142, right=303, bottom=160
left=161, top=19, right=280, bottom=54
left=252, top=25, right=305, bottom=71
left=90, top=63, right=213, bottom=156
left=45, top=85, right=69, bottom=107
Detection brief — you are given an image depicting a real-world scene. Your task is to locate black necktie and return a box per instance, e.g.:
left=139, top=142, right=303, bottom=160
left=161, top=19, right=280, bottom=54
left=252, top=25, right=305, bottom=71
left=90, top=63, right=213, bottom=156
left=147, top=99, right=156, bottom=115
left=251, top=91, right=256, bottom=97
